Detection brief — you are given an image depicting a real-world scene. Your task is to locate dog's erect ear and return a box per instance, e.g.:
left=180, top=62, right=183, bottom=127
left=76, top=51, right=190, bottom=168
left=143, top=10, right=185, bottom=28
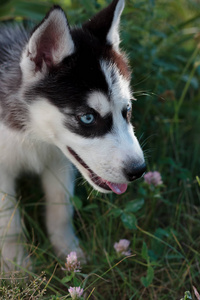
left=83, top=0, right=124, bottom=50
left=25, top=6, right=75, bottom=72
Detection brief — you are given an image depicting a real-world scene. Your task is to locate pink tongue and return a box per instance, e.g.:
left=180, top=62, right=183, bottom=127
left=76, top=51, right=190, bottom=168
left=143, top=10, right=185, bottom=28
left=106, top=181, right=128, bottom=195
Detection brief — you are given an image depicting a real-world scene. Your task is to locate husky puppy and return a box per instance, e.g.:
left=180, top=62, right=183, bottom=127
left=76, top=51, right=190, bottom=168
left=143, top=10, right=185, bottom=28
left=0, top=0, right=146, bottom=272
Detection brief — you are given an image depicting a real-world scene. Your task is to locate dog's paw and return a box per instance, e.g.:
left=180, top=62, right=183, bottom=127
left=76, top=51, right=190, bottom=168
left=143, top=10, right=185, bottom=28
left=71, top=245, right=86, bottom=264
left=52, top=237, right=86, bottom=263
left=0, top=241, right=31, bottom=275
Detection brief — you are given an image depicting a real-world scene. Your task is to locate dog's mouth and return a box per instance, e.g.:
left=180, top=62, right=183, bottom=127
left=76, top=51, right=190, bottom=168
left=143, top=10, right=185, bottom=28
left=67, top=147, right=128, bottom=194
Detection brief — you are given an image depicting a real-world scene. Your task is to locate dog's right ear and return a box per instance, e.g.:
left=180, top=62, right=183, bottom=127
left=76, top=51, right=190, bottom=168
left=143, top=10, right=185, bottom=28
left=83, top=0, right=125, bottom=51
left=20, top=6, right=75, bottom=76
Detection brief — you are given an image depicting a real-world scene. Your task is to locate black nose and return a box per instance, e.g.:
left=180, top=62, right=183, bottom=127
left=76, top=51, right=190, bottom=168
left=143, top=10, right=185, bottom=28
left=124, top=163, right=146, bottom=182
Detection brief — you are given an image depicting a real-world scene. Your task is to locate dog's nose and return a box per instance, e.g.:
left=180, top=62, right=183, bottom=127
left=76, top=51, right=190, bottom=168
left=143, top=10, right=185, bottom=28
left=124, top=163, right=146, bottom=182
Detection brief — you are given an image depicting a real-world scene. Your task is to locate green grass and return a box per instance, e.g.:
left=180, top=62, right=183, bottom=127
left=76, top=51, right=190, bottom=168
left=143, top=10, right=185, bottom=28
left=0, top=0, right=200, bottom=299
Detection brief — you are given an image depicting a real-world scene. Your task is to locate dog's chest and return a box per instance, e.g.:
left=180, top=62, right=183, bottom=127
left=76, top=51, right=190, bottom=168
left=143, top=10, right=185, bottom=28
left=0, top=123, right=58, bottom=175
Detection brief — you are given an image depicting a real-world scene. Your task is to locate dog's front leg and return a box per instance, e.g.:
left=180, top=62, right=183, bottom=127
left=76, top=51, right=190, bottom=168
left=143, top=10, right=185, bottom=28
left=0, top=169, right=30, bottom=273
left=42, top=157, right=84, bottom=260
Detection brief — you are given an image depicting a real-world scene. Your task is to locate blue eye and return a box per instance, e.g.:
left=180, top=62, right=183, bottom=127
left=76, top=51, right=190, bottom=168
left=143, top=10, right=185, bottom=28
left=80, top=114, right=95, bottom=125
left=127, top=103, right=132, bottom=112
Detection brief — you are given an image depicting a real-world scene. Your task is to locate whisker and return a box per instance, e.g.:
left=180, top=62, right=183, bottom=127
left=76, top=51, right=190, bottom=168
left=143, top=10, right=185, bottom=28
left=132, top=71, right=154, bottom=87
left=87, top=188, right=95, bottom=200
left=139, top=133, right=157, bottom=149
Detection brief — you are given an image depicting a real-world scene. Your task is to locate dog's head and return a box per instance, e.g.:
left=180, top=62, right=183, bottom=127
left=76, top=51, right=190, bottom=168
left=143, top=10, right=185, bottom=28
left=20, top=0, right=146, bottom=194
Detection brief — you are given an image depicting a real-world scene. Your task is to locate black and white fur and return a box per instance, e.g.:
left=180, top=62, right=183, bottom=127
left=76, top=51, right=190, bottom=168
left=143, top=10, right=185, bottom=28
left=0, top=0, right=146, bottom=272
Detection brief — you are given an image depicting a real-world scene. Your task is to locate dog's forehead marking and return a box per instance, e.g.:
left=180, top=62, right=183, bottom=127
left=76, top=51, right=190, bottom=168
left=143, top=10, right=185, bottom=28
left=100, top=59, right=131, bottom=108
left=87, top=91, right=111, bottom=117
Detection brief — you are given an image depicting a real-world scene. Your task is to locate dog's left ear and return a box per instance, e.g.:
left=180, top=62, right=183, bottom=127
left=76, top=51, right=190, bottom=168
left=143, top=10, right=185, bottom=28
left=21, top=6, right=75, bottom=75
left=83, top=0, right=125, bottom=51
